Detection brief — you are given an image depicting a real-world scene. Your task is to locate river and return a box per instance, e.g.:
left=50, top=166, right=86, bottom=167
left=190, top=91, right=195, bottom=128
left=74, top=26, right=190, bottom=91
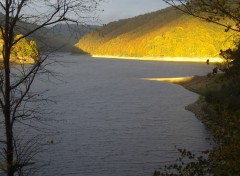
left=20, top=54, right=213, bottom=175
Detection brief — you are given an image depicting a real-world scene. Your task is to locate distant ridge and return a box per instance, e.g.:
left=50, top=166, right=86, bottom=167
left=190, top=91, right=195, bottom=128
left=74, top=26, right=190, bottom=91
left=51, top=24, right=99, bottom=43
left=0, top=13, right=97, bottom=52
left=76, top=6, right=236, bottom=58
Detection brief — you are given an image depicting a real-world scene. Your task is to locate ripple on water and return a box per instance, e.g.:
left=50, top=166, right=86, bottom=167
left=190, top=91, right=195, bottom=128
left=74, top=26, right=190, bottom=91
left=24, top=54, right=211, bottom=176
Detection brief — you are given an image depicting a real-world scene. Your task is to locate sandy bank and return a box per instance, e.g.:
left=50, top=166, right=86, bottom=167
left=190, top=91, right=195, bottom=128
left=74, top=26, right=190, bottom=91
left=141, top=77, right=194, bottom=84
left=142, top=76, right=219, bottom=95
left=92, top=55, right=223, bottom=63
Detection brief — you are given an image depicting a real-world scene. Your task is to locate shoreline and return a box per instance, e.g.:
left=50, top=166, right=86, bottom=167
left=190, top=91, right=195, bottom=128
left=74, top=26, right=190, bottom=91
left=141, top=76, right=217, bottom=95
left=142, top=76, right=217, bottom=122
left=92, top=55, right=223, bottom=63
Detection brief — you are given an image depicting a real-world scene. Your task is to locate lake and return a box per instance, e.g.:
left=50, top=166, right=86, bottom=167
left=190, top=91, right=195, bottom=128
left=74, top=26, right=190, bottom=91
left=25, top=54, right=212, bottom=175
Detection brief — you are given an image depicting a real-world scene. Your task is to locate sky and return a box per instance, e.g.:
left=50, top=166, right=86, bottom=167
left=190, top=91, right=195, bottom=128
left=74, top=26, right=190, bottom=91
left=97, top=0, right=169, bottom=24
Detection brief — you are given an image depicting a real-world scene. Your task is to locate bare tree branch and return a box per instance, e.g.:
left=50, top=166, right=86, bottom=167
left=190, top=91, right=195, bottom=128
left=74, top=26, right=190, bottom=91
left=163, top=0, right=240, bottom=32
left=0, top=0, right=103, bottom=175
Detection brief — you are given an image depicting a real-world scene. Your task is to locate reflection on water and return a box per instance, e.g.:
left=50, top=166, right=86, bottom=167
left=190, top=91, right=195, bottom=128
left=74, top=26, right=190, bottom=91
left=32, top=54, right=211, bottom=176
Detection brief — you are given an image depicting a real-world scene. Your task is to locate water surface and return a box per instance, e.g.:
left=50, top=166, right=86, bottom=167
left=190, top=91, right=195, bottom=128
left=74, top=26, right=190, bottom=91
left=34, top=54, right=212, bottom=176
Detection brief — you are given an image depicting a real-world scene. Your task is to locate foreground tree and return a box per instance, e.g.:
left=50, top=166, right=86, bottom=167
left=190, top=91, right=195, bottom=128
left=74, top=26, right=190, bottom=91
left=154, top=0, right=240, bottom=175
left=0, top=1, right=102, bottom=175
left=162, top=0, right=240, bottom=32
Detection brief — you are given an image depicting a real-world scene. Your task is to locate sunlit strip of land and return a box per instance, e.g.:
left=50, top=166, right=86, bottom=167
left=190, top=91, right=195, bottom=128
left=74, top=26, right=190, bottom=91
left=92, top=55, right=223, bottom=63
left=141, top=76, right=214, bottom=95
left=141, top=77, right=194, bottom=84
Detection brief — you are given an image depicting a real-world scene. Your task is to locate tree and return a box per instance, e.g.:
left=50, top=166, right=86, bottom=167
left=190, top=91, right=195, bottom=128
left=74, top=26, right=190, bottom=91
left=154, top=1, right=240, bottom=175
left=162, top=0, right=240, bottom=32
left=162, top=0, right=240, bottom=54
left=160, top=0, right=240, bottom=77
left=0, top=0, right=102, bottom=176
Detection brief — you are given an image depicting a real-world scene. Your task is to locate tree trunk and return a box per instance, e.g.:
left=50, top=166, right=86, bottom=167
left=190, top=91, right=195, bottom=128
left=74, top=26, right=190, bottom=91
left=3, top=48, right=14, bottom=176
left=4, top=1, right=14, bottom=175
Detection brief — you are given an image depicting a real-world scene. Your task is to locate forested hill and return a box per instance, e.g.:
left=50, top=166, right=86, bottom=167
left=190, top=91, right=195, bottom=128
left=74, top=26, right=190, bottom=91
left=0, top=13, right=95, bottom=52
left=76, top=7, right=236, bottom=58
left=51, top=24, right=99, bottom=43
left=0, top=14, right=72, bottom=52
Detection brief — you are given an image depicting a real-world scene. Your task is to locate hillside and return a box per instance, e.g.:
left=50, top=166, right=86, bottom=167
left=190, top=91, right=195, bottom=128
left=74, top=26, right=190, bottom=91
left=15, top=23, right=99, bottom=52
left=0, top=12, right=99, bottom=54
left=0, top=13, right=75, bottom=52
left=14, top=22, right=74, bottom=52
left=76, top=7, right=236, bottom=58
left=0, top=33, right=38, bottom=64
left=51, top=24, right=99, bottom=43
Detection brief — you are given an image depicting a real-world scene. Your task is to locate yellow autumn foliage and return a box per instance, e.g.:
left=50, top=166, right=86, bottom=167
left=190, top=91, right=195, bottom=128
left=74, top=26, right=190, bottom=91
left=76, top=7, right=237, bottom=58
left=0, top=34, right=39, bottom=64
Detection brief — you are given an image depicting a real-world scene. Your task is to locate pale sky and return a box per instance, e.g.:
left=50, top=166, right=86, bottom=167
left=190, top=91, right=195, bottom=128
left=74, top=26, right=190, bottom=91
left=97, top=0, right=169, bottom=24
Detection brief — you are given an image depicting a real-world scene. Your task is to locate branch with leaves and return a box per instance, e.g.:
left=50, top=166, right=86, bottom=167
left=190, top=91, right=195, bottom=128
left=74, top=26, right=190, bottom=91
left=162, top=0, right=240, bottom=32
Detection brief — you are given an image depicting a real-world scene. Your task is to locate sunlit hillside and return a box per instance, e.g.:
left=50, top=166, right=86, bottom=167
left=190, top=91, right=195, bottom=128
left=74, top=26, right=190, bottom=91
left=0, top=34, right=39, bottom=64
left=0, top=13, right=73, bottom=52
left=76, top=7, right=236, bottom=58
